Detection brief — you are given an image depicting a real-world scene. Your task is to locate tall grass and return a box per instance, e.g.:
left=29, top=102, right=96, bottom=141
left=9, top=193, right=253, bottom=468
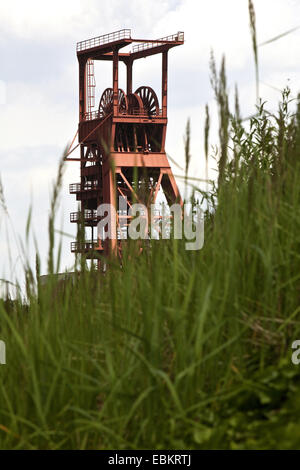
left=0, top=79, right=300, bottom=448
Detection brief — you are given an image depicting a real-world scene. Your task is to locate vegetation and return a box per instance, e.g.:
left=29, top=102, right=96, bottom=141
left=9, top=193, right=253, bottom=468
left=0, top=0, right=300, bottom=450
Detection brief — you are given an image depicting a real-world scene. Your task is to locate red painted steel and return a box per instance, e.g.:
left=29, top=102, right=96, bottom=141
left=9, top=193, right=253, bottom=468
left=67, top=30, right=184, bottom=267
left=77, top=29, right=131, bottom=52
left=132, top=32, right=184, bottom=52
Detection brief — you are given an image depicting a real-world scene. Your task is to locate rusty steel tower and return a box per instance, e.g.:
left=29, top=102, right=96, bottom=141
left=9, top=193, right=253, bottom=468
left=66, top=29, right=184, bottom=264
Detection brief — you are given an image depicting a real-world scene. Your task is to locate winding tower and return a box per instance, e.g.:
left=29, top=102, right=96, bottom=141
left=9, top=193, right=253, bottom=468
left=66, top=29, right=184, bottom=263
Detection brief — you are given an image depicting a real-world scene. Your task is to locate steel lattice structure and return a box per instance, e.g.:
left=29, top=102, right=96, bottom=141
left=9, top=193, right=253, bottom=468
left=66, top=29, right=184, bottom=266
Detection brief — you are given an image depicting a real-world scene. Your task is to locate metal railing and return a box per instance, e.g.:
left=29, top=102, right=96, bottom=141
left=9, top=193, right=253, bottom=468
left=82, top=110, right=104, bottom=121
left=69, top=183, right=81, bottom=194
left=132, top=31, right=184, bottom=53
left=129, top=108, right=163, bottom=117
left=71, top=240, right=101, bottom=252
left=69, top=182, right=100, bottom=194
left=82, top=108, right=163, bottom=122
left=77, top=29, right=131, bottom=52
left=70, top=210, right=98, bottom=223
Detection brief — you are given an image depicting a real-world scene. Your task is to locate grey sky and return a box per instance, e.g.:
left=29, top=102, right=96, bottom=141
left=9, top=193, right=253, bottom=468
left=0, top=0, right=299, bottom=290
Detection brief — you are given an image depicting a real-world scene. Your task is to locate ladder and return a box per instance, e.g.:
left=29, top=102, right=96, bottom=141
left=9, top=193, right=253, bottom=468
left=86, top=59, right=96, bottom=114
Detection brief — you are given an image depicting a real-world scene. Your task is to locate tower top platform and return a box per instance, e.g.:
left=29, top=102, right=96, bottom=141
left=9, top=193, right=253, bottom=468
left=76, top=29, right=184, bottom=61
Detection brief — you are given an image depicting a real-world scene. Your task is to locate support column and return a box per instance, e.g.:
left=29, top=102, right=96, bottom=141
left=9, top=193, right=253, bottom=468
left=162, top=51, right=168, bottom=117
left=113, top=48, right=119, bottom=116
left=161, top=171, right=183, bottom=206
left=80, top=144, right=85, bottom=170
left=126, top=60, right=133, bottom=95
left=102, top=166, right=117, bottom=256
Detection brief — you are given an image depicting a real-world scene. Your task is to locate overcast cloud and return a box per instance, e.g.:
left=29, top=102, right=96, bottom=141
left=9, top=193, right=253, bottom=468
left=0, top=0, right=299, bottom=288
